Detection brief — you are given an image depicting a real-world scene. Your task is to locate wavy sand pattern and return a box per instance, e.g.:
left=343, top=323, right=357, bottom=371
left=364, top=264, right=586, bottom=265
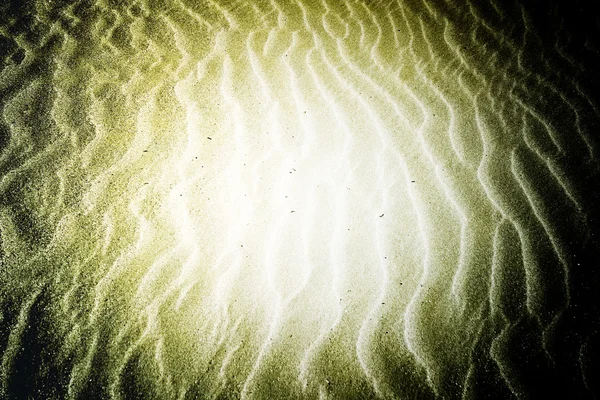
left=1, top=0, right=599, bottom=398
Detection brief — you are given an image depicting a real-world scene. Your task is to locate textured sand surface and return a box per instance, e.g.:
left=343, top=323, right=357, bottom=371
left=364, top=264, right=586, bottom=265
left=1, top=0, right=599, bottom=398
